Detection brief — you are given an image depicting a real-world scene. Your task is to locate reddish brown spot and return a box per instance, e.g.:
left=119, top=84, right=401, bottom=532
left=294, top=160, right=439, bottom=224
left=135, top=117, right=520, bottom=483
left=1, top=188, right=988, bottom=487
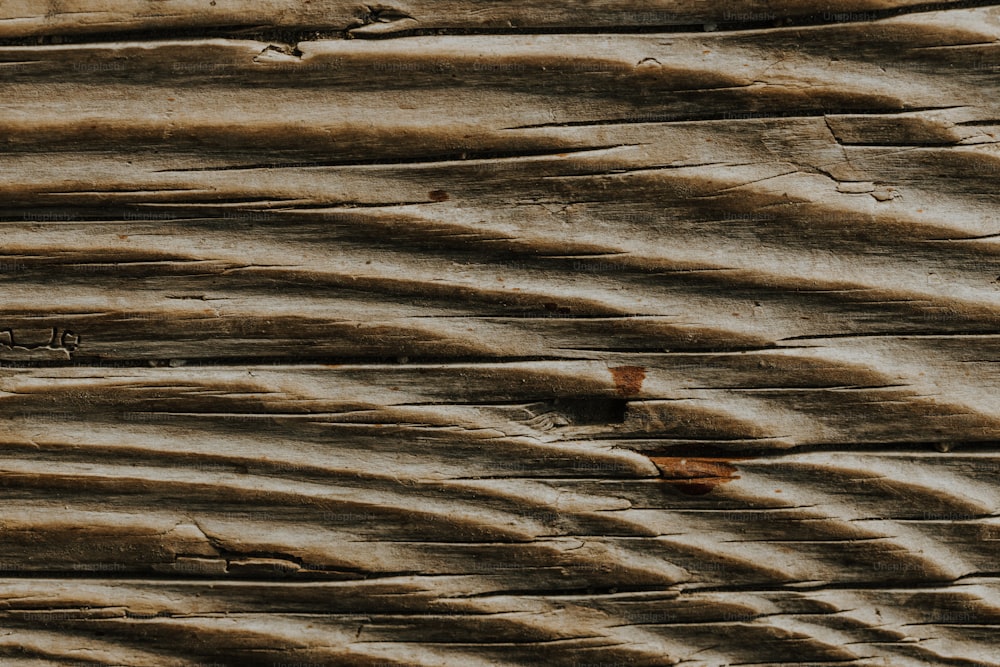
left=118, top=234, right=128, bottom=240
left=649, top=457, right=740, bottom=496
left=428, top=190, right=449, bottom=202
left=609, top=365, right=646, bottom=397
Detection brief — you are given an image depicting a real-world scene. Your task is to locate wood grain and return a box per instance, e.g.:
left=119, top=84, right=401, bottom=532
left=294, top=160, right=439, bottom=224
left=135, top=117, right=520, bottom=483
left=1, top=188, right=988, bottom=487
left=2, top=2, right=1000, bottom=665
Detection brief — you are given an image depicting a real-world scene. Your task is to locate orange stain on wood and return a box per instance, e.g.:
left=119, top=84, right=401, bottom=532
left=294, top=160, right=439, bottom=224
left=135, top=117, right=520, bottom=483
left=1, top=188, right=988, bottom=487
left=609, top=365, right=646, bottom=396
left=649, top=457, right=741, bottom=496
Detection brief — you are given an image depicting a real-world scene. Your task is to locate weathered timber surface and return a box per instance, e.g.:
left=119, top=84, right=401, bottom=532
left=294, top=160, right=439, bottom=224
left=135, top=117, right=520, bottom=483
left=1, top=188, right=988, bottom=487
left=2, top=2, right=1000, bottom=666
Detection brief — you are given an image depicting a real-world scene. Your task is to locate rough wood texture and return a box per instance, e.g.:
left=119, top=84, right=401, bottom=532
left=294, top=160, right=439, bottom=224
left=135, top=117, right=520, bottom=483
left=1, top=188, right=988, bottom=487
left=2, top=2, right=1000, bottom=666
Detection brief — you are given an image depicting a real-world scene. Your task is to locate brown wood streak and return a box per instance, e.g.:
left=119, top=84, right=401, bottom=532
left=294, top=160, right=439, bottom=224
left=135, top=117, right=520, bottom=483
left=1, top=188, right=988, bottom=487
left=1, top=1, right=1000, bottom=665
left=0, top=0, right=992, bottom=39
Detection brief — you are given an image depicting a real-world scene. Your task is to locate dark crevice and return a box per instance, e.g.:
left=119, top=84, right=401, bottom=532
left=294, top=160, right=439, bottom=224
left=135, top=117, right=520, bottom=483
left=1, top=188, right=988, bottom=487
left=687, top=571, right=1000, bottom=594
left=0, top=342, right=846, bottom=368
left=558, top=345, right=783, bottom=353
left=0, top=354, right=563, bottom=369
left=458, top=584, right=675, bottom=598
left=781, top=330, right=1000, bottom=341
left=153, top=144, right=634, bottom=173
left=618, top=440, right=1000, bottom=458
left=551, top=397, right=629, bottom=425
left=0, top=569, right=381, bottom=581
left=505, top=107, right=966, bottom=130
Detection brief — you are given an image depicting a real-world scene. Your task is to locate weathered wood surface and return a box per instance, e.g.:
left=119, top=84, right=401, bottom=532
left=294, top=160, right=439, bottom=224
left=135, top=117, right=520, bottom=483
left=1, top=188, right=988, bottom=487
left=2, top=2, right=1000, bottom=665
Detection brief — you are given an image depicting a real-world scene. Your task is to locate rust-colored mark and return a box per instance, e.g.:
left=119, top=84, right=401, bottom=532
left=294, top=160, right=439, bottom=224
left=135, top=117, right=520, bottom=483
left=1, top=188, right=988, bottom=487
left=609, top=365, right=646, bottom=397
left=649, top=457, right=740, bottom=496
left=428, top=189, right=449, bottom=202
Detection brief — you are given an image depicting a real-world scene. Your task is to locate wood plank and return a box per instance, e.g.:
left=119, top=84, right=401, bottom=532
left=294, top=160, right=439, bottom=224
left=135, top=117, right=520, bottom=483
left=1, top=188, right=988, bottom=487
left=1, top=0, right=993, bottom=40
left=2, top=3, right=1000, bottom=666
